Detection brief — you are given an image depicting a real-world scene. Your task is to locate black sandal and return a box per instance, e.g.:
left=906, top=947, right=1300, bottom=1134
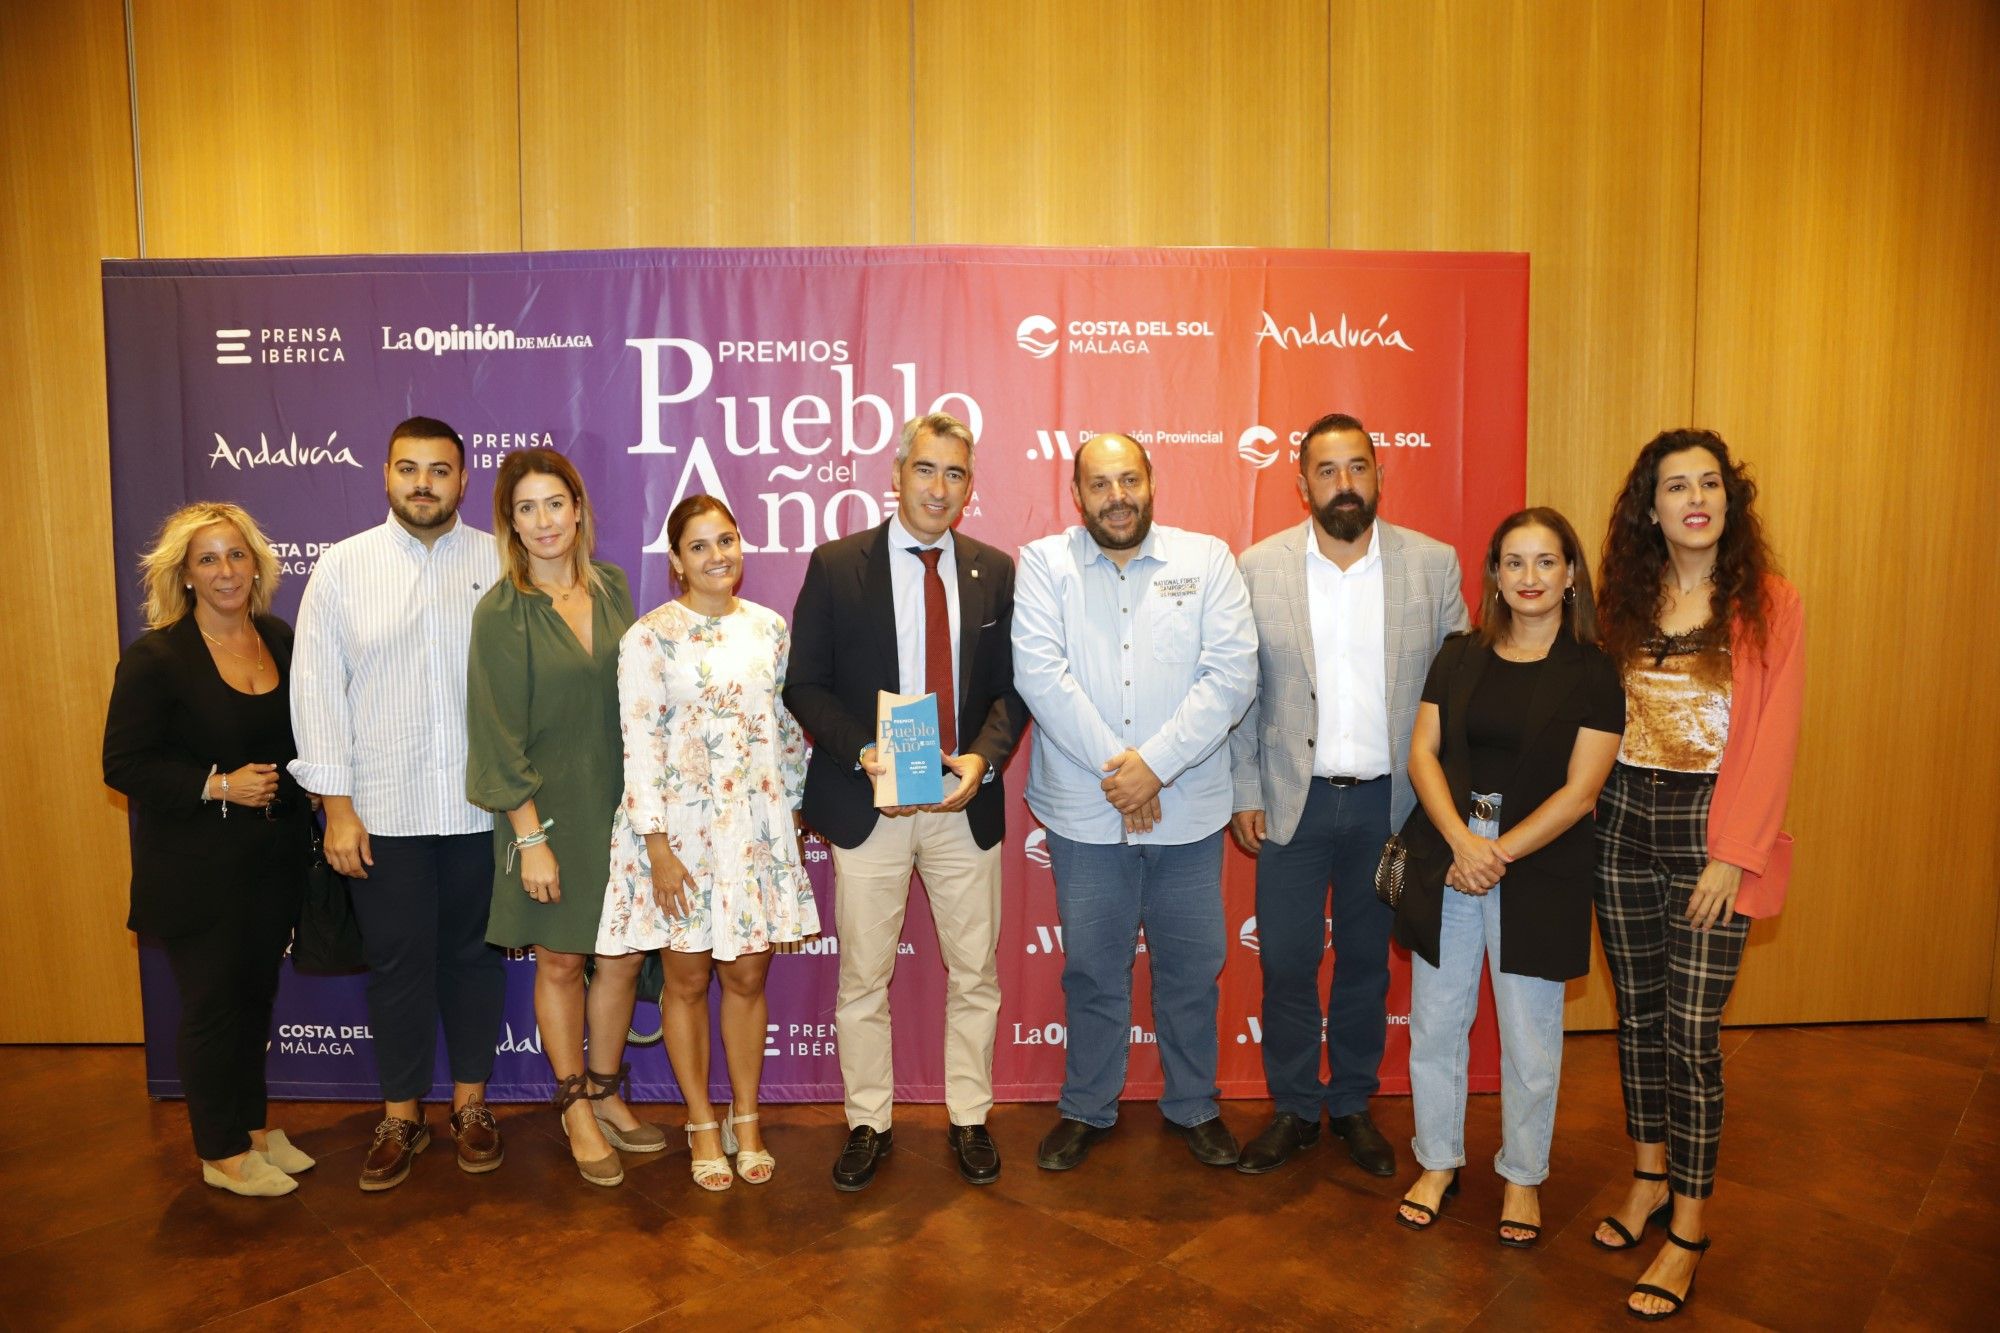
left=1394, top=1168, right=1460, bottom=1231
left=1593, top=1168, right=1673, bottom=1251
left=1627, top=1229, right=1710, bottom=1321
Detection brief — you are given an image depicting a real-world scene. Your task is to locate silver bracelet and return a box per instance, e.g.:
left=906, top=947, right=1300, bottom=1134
left=505, top=817, right=555, bottom=873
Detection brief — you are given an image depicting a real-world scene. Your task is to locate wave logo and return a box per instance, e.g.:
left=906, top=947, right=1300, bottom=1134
left=1024, top=827, right=1052, bottom=868
left=1016, top=315, right=1059, bottom=359
left=1236, top=425, right=1280, bottom=470
left=1237, top=915, right=1260, bottom=953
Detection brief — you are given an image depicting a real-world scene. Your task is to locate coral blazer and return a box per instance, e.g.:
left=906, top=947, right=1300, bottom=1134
left=1710, top=575, right=1806, bottom=917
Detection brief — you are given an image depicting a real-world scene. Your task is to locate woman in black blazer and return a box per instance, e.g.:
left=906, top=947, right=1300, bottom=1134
left=103, top=502, right=315, bottom=1197
left=1390, top=508, right=1624, bottom=1246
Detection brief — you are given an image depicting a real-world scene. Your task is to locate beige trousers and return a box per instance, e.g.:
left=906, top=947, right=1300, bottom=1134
left=830, top=809, right=1002, bottom=1130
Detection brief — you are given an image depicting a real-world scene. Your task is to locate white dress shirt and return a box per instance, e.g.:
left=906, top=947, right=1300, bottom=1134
left=886, top=513, right=962, bottom=706
left=288, top=514, right=500, bottom=836
left=1305, top=521, right=1390, bottom=779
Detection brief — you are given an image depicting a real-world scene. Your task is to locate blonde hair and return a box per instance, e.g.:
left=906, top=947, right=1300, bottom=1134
left=138, top=502, right=280, bottom=629
left=491, top=448, right=605, bottom=597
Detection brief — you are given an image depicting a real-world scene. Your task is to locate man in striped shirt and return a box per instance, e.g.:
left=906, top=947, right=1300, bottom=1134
left=289, top=417, right=508, bottom=1191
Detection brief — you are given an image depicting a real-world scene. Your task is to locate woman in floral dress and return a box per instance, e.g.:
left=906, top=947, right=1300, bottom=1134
left=598, top=494, right=819, bottom=1190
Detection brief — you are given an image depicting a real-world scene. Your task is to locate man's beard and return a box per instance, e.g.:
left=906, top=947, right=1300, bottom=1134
left=1084, top=496, right=1154, bottom=551
left=1314, top=491, right=1377, bottom=543
left=390, top=490, right=459, bottom=530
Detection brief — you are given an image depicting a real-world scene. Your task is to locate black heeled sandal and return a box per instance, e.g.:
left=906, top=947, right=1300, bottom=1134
left=1627, top=1229, right=1709, bottom=1321
left=1394, top=1168, right=1461, bottom=1231
left=1497, top=1185, right=1542, bottom=1248
left=1593, top=1168, right=1672, bottom=1251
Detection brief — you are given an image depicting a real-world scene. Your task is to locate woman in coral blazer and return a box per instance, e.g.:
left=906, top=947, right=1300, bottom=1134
left=1589, top=429, right=1805, bottom=1322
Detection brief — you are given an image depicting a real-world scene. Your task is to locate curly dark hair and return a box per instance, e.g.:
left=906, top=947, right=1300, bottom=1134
left=1596, top=428, right=1777, bottom=666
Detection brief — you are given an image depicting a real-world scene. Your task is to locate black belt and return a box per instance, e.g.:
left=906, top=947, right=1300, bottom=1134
left=1318, top=774, right=1384, bottom=787
left=1615, top=762, right=1715, bottom=789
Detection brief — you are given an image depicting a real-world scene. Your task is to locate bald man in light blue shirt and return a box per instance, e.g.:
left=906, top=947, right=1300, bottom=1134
left=1012, top=434, right=1256, bottom=1172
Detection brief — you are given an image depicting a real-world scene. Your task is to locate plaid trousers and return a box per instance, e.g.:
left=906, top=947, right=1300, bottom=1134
left=1594, top=763, right=1750, bottom=1199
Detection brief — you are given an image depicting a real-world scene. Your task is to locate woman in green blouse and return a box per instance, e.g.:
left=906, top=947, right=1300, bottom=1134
left=467, top=448, right=664, bottom=1185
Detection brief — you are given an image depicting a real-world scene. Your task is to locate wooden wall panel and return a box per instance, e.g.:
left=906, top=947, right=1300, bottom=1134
left=0, top=0, right=143, bottom=1040
left=1322, top=0, right=1704, bottom=1028
left=131, top=0, right=520, bottom=256
left=914, top=0, right=1328, bottom=246
left=520, top=0, right=908, bottom=249
left=9, top=1, right=2000, bottom=1042
left=1694, top=0, right=2000, bottom=1022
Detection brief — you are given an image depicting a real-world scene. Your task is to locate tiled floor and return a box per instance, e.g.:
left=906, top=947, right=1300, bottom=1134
left=0, top=1023, right=1995, bottom=1330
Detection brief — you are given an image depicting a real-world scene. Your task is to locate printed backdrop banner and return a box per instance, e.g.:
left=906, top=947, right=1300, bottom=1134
left=103, top=246, right=1526, bottom=1102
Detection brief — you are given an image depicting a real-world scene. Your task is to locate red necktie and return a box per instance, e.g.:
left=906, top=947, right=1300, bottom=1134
left=916, top=547, right=957, bottom=754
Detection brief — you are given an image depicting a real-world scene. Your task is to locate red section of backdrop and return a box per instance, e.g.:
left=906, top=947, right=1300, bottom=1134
left=931, top=250, right=1530, bottom=1098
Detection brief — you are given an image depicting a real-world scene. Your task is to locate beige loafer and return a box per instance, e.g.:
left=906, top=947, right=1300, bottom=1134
left=257, top=1128, right=317, bottom=1174
left=203, top=1154, right=298, bottom=1197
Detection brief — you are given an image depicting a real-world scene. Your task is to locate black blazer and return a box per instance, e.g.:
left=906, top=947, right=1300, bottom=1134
left=102, top=614, right=311, bottom=937
left=784, top=523, right=1029, bottom=850
left=1393, top=632, right=1623, bottom=982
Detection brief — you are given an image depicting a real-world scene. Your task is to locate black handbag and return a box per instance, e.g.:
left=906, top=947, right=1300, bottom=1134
left=293, top=824, right=366, bottom=973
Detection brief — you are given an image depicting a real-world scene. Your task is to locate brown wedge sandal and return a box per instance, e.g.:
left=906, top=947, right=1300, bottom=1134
left=585, top=1063, right=667, bottom=1153
left=554, top=1072, right=625, bottom=1187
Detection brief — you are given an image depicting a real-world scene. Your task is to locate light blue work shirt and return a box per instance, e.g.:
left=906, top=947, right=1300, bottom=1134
left=1013, top=523, right=1257, bottom=846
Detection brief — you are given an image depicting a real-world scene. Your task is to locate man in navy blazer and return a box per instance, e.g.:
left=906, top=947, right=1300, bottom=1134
left=785, top=413, right=1029, bottom=1191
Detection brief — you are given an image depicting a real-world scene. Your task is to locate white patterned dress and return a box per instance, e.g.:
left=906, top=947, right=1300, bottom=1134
left=596, top=599, right=819, bottom=960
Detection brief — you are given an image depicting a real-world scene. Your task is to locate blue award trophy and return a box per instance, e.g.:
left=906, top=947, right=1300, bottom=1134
left=872, top=690, right=944, bottom=807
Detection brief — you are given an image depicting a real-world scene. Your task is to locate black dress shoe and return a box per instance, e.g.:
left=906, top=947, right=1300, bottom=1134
left=1036, top=1117, right=1112, bottom=1171
left=1235, top=1111, right=1321, bottom=1174
left=1165, top=1115, right=1241, bottom=1167
left=948, top=1123, right=1001, bottom=1185
left=831, top=1125, right=892, bottom=1192
left=1327, top=1111, right=1396, bottom=1177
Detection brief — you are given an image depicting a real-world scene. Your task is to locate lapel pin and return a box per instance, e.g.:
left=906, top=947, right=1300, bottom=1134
left=971, top=568, right=981, bottom=579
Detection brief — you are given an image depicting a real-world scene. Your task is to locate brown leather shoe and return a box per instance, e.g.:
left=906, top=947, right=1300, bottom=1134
left=359, top=1116, right=430, bottom=1192
left=449, top=1100, right=504, bottom=1174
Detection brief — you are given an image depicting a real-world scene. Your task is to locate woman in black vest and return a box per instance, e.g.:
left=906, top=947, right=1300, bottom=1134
left=1391, top=508, right=1623, bottom=1245
left=104, top=502, right=315, bottom=1197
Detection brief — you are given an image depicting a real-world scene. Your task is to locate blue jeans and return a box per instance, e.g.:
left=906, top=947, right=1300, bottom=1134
left=1408, top=881, right=1566, bottom=1186
left=1044, top=830, right=1226, bottom=1128
left=1254, top=776, right=1392, bottom=1119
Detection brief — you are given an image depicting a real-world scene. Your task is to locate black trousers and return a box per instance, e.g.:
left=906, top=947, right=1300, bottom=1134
left=347, top=833, right=506, bottom=1102
left=162, top=878, right=297, bottom=1161
left=1594, top=764, right=1751, bottom=1199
